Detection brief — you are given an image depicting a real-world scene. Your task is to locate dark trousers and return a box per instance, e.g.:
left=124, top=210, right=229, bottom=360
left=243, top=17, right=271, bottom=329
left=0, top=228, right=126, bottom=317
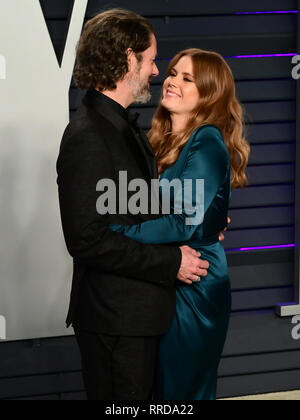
left=74, top=328, right=160, bottom=400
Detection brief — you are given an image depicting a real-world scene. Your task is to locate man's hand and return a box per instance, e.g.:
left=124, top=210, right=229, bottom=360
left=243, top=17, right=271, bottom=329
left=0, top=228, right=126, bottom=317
left=177, top=246, right=209, bottom=285
left=219, top=217, right=231, bottom=242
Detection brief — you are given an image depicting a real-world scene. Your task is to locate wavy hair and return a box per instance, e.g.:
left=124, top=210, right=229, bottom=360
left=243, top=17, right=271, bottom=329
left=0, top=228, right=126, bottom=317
left=74, top=9, right=153, bottom=91
left=149, top=49, right=250, bottom=189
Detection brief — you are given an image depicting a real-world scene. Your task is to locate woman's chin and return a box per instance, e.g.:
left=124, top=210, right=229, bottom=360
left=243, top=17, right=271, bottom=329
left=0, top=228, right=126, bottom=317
left=161, top=99, right=176, bottom=113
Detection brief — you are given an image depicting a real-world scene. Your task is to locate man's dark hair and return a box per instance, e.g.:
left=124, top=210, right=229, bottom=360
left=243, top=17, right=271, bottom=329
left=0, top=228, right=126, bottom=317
left=74, top=9, right=154, bottom=91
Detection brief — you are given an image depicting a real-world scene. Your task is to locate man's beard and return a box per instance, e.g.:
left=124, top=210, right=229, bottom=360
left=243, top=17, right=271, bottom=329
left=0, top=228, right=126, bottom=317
left=129, top=66, right=152, bottom=104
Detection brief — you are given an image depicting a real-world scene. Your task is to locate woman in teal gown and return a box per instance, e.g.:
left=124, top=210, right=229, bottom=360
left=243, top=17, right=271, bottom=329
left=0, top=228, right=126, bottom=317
left=109, top=49, right=250, bottom=400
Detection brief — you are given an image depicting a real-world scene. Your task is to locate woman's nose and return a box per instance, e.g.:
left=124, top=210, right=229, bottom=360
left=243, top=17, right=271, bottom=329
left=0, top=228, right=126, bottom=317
left=168, top=79, right=178, bottom=88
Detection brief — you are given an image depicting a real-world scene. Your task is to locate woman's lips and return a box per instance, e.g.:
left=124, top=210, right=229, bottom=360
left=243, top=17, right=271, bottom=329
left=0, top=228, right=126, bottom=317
left=165, top=90, right=181, bottom=98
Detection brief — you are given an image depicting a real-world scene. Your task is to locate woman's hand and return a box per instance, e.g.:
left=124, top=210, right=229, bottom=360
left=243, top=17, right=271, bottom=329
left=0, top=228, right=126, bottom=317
left=219, top=217, right=231, bottom=242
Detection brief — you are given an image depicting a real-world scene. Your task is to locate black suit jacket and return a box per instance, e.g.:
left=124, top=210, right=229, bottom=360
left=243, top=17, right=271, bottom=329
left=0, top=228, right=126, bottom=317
left=56, top=90, right=182, bottom=336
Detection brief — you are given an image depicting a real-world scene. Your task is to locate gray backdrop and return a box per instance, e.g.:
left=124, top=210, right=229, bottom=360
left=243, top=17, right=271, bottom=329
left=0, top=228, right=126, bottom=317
left=0, top=0, right=88, bottom=341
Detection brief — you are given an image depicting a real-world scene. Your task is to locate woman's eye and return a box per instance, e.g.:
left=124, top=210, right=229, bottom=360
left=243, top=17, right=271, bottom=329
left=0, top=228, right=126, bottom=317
left=184, top=78, right=192, bottom=82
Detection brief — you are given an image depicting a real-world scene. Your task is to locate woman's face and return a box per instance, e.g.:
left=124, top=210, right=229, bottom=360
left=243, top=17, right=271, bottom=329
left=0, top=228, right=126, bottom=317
left=161, top=55, right=200, bottom=116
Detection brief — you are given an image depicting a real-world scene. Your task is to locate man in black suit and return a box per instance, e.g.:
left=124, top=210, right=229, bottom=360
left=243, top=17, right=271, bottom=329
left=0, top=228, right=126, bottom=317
left=57, top=9, right=210, bottom=400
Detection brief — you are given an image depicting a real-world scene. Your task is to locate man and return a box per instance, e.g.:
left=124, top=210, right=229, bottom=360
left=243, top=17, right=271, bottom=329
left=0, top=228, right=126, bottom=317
left=57, top=9, right=211, bottom=400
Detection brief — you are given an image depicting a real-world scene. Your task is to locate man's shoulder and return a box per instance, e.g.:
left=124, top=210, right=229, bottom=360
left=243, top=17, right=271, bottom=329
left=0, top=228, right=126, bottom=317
left=63, top=104, right=116, bottom=141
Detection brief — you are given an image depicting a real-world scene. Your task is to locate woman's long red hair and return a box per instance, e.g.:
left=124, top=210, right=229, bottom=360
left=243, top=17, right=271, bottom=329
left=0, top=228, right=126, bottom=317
left=149, top=49, right=250, bottom=189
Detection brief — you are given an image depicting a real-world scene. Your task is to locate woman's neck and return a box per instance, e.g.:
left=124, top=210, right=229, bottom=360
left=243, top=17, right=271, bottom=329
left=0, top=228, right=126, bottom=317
left=170, top=113, right=189, bottom=133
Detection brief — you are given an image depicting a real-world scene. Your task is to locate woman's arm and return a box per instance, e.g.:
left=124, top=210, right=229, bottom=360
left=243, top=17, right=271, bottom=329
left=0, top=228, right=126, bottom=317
left=57, top=131, right=182, bottom=288
left=109, top=128, right=229, bottom=244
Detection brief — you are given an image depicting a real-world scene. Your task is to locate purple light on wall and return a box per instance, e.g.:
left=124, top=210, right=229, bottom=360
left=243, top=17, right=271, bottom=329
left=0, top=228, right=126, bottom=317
left=226, top=244, right=296, bottom=252
left=235, top=11, right=298, bottom=15
left=161, top=53, right=298, bottom=62
left=227, top=53, right=298, bottom=59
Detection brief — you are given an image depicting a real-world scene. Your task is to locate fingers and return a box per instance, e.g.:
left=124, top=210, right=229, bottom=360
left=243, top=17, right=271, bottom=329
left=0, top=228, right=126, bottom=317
left=178, top=276, right=200, bottom=285
left=194, top=259, right=209, bottom=277
left=188, top=265, right=208, bottom=279
left=177, top=246, right=209, bottom=285
left=181, top=246, right=201, bottom=258
left=198, top=259, right=209, bottom=270
left=189, top=275, right=201, bottom=283
left=192, top=249, right=201, bottom=257
left=197, top=268, right=208, bottom=277
left=178, top=269, right=207, bottom=285
left=218, top=217, right=231, bottom=241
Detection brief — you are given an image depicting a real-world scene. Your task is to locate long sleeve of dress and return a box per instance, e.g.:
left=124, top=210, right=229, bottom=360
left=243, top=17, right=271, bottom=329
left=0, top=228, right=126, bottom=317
left=109, top=127, right=229, bottom=244
left=57, top=130, right=182, bottom=288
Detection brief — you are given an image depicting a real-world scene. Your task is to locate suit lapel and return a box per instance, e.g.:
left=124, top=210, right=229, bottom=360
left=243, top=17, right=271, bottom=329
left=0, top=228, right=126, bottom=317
left=137, top=128, right=159, bottom=179
left=83, top=91, right=157, bottom=180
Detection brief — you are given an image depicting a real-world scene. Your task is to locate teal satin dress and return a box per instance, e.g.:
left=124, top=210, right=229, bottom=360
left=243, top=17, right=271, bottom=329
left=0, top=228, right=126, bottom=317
left=109, top=125, right=232, bottom=400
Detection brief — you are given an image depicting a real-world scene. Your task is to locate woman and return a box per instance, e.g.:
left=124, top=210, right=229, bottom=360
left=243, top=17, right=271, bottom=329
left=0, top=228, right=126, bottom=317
left=109, top=48, right=250, bottom=400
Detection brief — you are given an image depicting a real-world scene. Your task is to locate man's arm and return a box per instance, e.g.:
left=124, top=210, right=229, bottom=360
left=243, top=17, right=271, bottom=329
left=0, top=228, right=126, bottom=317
left=57, top=130, right=182, bottom=289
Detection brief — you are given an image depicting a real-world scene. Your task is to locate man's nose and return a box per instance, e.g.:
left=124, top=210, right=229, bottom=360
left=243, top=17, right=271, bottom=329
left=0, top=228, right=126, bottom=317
left=153, top=62, right=159, bottom=77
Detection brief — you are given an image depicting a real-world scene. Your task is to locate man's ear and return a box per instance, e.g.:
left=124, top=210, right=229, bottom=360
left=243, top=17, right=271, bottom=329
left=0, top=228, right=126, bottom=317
left=126, top=48, right=136, bottom=72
